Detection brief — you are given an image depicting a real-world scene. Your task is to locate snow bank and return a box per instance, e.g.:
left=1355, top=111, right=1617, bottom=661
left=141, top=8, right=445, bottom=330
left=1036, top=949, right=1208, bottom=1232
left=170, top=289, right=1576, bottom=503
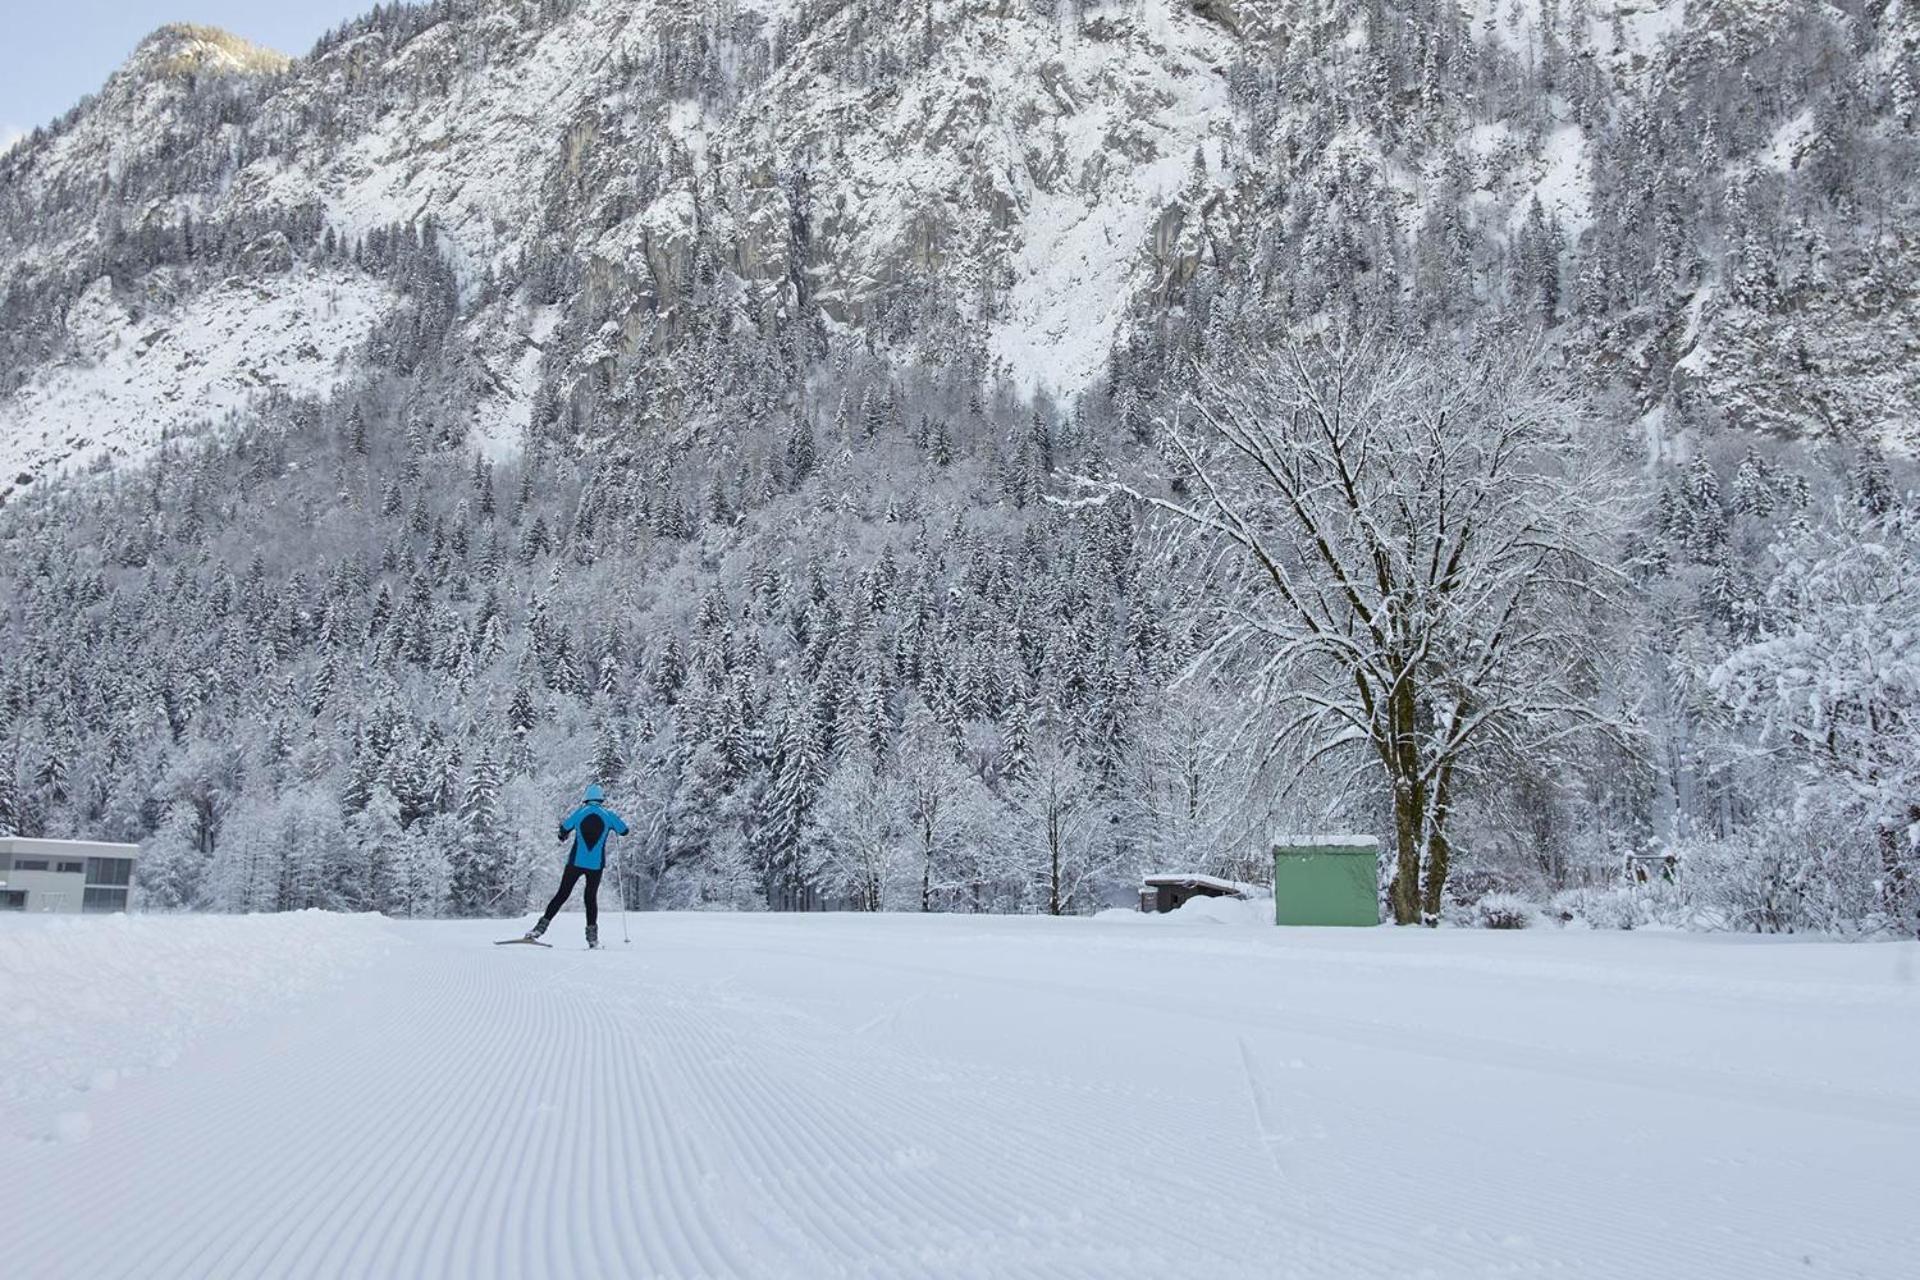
left=0, top=911, right=392, bottom=1141
left=1169, top=894, right=1272, bottom=925
left=1095, top=893, right=1273, bottom=926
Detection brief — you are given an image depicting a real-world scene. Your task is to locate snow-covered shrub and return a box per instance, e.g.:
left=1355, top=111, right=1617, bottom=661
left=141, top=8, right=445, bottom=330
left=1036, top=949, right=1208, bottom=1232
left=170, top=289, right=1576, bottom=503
left=1550, top=886, right=1643, bottom=931
left=1674, top=832, right=1796, bottom=932
left=1676, top=809, right=1903, bottom=935
left=1708, top=505, right=1920, bottom=934
left=1473, top=892, right=1542, bottom=929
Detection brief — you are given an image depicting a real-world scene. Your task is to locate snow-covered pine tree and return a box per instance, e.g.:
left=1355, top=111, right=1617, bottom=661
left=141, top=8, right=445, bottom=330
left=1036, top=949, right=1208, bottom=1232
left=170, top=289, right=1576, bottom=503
left=449, top=747, right=509, bottom=916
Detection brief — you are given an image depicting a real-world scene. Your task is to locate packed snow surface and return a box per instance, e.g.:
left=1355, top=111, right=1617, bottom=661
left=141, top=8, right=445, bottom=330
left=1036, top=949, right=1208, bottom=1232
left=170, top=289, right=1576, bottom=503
left=0, top=912, right=393, bottom=1132
left=1, top=912, right=1915, bottom=1278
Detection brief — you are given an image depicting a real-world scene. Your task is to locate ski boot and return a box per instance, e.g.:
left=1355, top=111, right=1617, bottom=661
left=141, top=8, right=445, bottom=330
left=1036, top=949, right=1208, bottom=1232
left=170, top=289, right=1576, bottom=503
left=524, top=917, right=550, bottom=943
left=586, top=924, right=600, bottom=950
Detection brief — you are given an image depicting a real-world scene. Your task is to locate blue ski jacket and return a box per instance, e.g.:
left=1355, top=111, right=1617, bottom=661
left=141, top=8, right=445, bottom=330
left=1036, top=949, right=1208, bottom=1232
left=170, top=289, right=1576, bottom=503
left=558, top=802, right=628, bottom=871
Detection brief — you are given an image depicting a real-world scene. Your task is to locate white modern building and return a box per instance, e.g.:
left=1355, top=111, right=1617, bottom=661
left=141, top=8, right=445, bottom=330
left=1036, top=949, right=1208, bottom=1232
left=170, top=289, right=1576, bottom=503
left=0, top=837, right=139, bottom=913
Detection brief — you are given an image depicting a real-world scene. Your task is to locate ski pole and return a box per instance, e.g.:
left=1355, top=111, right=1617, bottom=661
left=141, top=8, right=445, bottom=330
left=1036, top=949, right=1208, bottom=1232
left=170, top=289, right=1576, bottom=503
left=620, top=847, right=631, bottom=945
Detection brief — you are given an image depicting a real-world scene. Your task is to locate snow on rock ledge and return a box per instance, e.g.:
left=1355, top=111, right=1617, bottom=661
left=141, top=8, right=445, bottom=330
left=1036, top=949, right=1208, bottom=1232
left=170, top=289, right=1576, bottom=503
left=0, top=268, right=394, bottom=492
left=124, top=24, right=292, bottom=83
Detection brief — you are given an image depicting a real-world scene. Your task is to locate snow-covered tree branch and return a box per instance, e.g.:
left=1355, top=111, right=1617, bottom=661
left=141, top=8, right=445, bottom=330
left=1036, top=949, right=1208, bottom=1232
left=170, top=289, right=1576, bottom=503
left=1130, top=332, right=1636, bottom=924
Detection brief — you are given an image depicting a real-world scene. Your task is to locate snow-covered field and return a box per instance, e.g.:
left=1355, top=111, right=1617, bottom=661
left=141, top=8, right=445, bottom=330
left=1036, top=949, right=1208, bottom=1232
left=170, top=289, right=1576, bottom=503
left=1, top=909, right=1915, bottom=1279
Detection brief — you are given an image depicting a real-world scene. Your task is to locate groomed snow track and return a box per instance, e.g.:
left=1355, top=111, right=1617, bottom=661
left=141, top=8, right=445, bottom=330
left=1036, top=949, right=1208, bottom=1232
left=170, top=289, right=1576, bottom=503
left=2, top=912, right=1916, bottom=1278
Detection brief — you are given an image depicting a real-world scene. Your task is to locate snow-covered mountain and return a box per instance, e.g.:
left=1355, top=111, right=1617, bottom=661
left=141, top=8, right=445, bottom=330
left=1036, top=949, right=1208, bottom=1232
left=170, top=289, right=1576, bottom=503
left=0, top=0, right=1915, bottom=929
left=2, top=1, right=1251, bottom=487
left=7, top=0, right=1909, bottom=495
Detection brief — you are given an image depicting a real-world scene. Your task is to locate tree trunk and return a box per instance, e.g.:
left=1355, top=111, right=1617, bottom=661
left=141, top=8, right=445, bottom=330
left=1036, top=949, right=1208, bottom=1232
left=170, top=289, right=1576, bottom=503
left=1389, top=775, right=1422, bottom=925
left=1419, top=760, right=1456, bottom=927
left=1880, top=808, right=1917, bottom=933
left=921, top=815, right=934, bottom=912
left=1048, top=805, right=1062, bottom=916
left=1385, top=675, right=1424, bottom=925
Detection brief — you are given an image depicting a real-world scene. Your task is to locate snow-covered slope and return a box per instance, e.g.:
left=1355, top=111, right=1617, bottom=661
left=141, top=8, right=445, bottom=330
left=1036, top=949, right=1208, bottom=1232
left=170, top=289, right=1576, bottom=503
left=0, top=270, right=392, bottom=481
left=755, top=2, right=1235, bottom=392
left=2, top=912, right=1914, bottom=1278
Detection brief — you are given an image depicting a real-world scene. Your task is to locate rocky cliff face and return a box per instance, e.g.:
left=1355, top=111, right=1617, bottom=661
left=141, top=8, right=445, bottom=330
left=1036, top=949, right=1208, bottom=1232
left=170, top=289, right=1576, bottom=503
left=1, top=0, right=1915, bottom=496
left=1, top=0, right=1247, bottom=490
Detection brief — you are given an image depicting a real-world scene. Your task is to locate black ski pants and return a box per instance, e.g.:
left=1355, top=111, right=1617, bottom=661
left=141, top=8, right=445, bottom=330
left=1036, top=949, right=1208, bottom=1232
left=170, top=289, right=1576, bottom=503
left=541, top=863, right=601, bottom=928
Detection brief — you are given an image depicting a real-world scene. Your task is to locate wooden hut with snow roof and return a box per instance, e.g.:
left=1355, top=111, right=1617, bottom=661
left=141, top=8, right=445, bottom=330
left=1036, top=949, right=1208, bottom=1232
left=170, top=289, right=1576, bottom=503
left=1137, top=873, right=1254, bottom=914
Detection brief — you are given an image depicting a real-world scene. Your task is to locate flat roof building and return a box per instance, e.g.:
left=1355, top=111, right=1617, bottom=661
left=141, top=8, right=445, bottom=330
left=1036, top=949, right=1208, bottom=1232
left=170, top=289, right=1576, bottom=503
left=1273, top=835, right=1381, bottom=927
left=0, top=837, right=140, bottom=914
left=1138, top=873, right=1257, bottom=914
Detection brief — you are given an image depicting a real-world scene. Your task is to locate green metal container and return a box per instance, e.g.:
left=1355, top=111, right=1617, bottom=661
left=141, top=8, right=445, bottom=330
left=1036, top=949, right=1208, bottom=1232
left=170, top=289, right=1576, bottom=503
left=1272, top=837, right=1381, bottom=926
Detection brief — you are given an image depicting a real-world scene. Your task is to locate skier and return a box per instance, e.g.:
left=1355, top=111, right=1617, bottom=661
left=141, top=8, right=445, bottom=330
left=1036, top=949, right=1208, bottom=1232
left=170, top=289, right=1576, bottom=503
left=522, top=784, right=628, bottom=948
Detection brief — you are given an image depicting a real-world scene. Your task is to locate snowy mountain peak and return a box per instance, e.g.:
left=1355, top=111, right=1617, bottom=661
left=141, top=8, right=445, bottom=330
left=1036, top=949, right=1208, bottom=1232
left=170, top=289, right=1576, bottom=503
left=121, top=23, right=292, bottom=85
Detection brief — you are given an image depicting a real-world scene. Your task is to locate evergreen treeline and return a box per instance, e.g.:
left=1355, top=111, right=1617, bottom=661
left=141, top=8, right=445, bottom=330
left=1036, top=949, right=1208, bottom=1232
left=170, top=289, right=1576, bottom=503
left=0, top=349, right=1257, bottom=918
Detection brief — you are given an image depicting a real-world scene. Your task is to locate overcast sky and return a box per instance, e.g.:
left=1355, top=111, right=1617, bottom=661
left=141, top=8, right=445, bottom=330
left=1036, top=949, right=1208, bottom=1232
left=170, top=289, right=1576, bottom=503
left=2, top=3, right=370, bottom=150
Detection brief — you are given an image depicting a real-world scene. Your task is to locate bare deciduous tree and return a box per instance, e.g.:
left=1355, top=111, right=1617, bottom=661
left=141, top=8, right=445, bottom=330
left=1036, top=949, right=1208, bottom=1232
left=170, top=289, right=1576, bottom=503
left=1006, top=738, right=1111, bottom=916
left=1116, top=332, right=1633, bottom=924
left=803, top=747, right=906, bottom=912
left=895, top=700, right=996, bottom=911
left=1123, top=678, right=1265, bottom=881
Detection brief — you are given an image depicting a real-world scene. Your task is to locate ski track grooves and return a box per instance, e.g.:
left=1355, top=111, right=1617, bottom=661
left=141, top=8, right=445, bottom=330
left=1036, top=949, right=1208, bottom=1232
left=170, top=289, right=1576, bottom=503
left=647, top=958, right=1401, bottom=1279
left=0, top=934, right=762, bottom=1280
left=1, top=926, right=1305, bottom=1279
left=674, top=936, right=1913, bottom=1278
left=3, top=917, right=1913, bottom=1279
left=716, top=939, right=1920, bottom=1130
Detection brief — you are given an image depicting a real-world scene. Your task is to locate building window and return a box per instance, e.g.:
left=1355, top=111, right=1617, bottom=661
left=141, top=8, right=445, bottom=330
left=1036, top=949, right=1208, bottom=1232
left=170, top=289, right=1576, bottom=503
left=14, top=860, right=49, bottom=871
left=83, top=888, right=128, bottom=913
left=0, top=891, right=24, bottom=911
left=85, top=858, right=132, bottom=887
left=56, top=861, right=84, bottom=874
